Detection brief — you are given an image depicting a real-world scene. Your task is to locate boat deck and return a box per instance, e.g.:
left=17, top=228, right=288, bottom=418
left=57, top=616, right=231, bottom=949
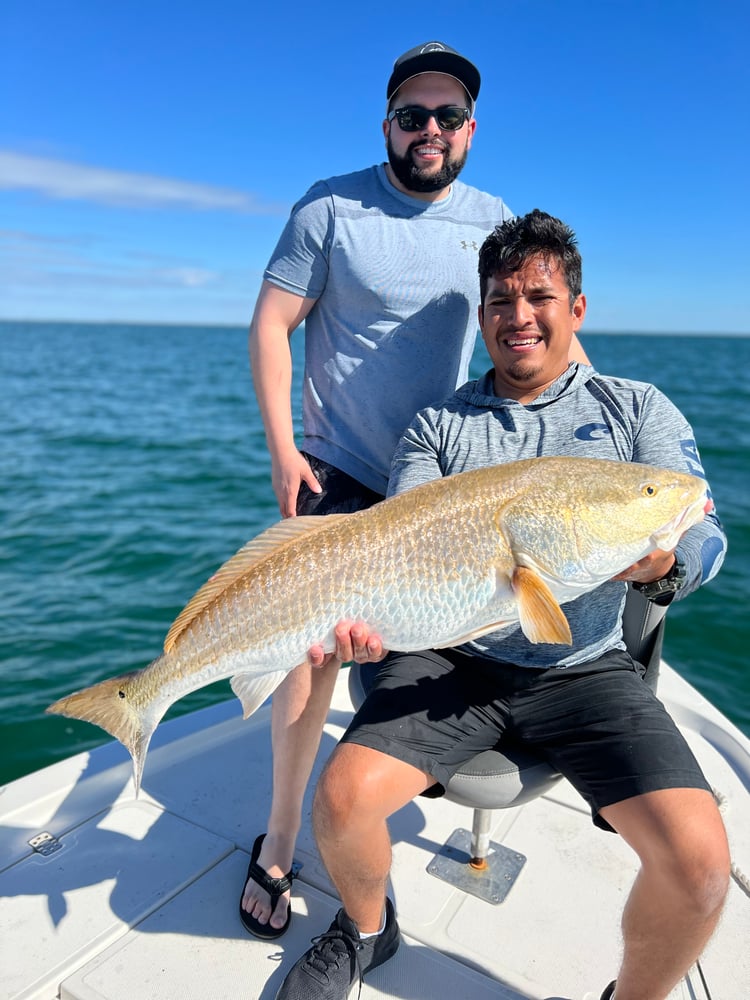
left=2, top=667, right=749, bottom=1000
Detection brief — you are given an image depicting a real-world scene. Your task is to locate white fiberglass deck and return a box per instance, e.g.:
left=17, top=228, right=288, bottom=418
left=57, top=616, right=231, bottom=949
left=2, top=666, right=749, bottom=1000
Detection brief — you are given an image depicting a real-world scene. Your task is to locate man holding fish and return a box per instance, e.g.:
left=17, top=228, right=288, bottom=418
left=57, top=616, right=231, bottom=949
left=242, top=40, right=591, bottom=937
left=274, top=210, right=729, bottom=1000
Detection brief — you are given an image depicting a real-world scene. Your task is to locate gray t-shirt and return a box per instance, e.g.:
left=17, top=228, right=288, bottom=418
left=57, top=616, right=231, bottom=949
left=264, top=164, right=513, bottom=493
left=387, top=365, right=727, bottom=668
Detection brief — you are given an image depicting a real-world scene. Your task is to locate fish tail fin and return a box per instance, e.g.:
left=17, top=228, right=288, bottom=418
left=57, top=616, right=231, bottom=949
left=46, top=670, right=158, bottom=796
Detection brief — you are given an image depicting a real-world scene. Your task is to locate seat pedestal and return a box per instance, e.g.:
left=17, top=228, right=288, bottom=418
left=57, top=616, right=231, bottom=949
left=427, top=820, right=526, bottom=905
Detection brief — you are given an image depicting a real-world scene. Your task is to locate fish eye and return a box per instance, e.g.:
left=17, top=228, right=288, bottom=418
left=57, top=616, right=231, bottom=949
left=118, top=690, right=126, bottom=699
left=641, top=483, right=658, bottom=497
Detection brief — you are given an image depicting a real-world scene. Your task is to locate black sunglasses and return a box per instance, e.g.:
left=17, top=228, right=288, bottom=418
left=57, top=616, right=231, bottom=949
left=387, top=105, right=470, bottom=132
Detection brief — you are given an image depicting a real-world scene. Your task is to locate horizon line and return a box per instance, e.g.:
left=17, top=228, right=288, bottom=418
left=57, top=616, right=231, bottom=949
left=0, top=318, right=748, bottom=338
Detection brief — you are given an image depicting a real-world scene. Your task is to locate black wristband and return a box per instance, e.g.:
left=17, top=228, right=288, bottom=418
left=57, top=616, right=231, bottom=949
left=632, top=552, right=687, bottom=604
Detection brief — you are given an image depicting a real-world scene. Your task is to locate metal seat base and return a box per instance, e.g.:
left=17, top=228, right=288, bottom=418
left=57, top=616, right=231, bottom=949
left=426, top=827, right=526, bottom=904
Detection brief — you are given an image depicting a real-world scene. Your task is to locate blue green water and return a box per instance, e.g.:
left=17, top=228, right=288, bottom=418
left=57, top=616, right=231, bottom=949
left=1, top=321, right=748, bottom=786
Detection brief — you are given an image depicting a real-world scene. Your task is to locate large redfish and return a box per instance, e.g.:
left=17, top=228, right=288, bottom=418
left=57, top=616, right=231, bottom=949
left=47, top=456, right=708, bottom=793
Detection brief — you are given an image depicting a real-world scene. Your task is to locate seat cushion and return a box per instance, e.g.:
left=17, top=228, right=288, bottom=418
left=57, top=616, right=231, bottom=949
left=443, top=746, right=561, bottom=809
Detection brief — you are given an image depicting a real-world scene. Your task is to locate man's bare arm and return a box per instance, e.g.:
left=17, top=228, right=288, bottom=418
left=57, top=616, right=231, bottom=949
left=249, top=281, right=320, bottom=517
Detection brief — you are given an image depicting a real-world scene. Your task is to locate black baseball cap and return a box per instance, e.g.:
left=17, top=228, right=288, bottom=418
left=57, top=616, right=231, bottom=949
left=386, top=41, right=481, bottom=104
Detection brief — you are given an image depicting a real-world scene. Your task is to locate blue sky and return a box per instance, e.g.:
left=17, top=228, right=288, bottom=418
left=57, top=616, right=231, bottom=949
left=1, top=0, right=748, bottom=333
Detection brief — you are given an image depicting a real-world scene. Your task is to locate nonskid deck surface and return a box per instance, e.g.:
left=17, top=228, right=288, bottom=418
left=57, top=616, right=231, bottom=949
left=2, top=668, right=749, bottom=1000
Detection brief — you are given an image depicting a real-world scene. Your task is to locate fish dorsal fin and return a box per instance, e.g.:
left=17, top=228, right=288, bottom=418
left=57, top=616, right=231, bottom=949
left=164, top=515, right=348, bottom=653
left=512, top=565, right=572, bottom=645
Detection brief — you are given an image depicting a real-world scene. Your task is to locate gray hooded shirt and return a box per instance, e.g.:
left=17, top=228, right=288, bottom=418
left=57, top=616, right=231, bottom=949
left=387, top=364, right=726, bottom=668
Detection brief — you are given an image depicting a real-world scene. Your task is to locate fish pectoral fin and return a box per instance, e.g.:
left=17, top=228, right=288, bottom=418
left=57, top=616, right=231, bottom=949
left=230, top=670, right=289, bottom=719
left=511, top=566, right=572, bottom=645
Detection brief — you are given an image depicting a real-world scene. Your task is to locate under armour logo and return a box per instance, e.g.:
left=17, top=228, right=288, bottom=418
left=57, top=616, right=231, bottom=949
left=460, top=240, right=479, bottom=250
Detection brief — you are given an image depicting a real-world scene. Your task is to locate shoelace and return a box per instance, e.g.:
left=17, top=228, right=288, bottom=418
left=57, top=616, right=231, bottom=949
left=304, top=927, right=365, bottom=997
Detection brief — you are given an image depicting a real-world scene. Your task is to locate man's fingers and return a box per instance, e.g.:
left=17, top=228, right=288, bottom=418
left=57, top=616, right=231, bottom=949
left=307, top=643, right=330, bottom=668
left=365, top=636, right=385, bottom=661
left=307, top=621, right=387, bottom=667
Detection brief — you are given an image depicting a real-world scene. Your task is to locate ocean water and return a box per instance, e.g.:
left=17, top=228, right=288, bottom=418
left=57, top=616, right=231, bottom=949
left=1, top=321, right=748, bottom=786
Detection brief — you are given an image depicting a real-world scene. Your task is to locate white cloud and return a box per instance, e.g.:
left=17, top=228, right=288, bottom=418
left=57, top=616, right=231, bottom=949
left=159, top=267, right=216, bottom=288
left=0, top=150, right=285, bottom=214
left=0, top=227, right=222, bottom=289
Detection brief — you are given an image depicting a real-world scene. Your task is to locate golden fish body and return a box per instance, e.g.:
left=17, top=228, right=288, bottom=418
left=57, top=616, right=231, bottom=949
left=47, top=456, right=708, bottom=793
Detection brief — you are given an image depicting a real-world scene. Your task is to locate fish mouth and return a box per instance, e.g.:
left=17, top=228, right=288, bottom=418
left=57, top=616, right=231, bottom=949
left=651, top=492, right=709, bottom=551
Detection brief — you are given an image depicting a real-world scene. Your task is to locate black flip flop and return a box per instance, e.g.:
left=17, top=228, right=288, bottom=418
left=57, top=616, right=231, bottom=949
left=239, top=833, right=301, bottom=940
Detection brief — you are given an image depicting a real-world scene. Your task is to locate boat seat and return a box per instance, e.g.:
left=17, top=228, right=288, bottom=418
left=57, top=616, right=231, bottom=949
left=347, top=585, right=667, bottom=879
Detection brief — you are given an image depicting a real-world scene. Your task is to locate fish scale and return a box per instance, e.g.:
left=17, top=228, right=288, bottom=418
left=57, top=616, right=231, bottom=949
left=47, top=456, right=709, bottom=794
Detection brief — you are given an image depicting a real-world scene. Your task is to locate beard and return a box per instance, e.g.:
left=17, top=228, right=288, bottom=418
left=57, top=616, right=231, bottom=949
left=386, top=137, right=469, bottom=193
left=505, top=361, right=543, bottom=383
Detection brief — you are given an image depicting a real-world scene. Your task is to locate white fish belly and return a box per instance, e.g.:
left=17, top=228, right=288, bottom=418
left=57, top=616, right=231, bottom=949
left=169, top=560, right=510, bottom=682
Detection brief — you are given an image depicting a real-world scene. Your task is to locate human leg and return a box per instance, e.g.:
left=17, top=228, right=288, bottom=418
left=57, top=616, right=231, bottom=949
left=240, top=456, right=385, bottom=936
left=275, top=649, right=512, bottom=998
left=600, top=787, right=729, bottom=1000
left=274, top=742, right=430, bottom=999
left=511, top=655, right=730, bottom=999
left=314, top=742, right=434, bottom=931
left=241, top=657, right=341, bottom=933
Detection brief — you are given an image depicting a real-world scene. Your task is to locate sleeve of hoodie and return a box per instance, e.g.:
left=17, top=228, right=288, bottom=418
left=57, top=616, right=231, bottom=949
left=387, top=407, right=446, bottom=497
left=614, top=382, right=726, bottom=600
left=388, top=383, right=727, bottom=601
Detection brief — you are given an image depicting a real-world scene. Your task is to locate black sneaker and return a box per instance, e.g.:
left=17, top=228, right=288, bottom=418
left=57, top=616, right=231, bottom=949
left=600, top=982, right=616, bottom=1000
left=275, top=897, right=400, bottom=1000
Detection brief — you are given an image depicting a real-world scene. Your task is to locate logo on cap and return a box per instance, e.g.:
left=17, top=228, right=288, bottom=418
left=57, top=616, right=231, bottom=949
left=420, top=42, right=447, bottom=53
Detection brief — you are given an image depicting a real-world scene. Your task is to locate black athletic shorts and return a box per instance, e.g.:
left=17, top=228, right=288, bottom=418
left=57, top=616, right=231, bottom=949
left=340, top=646, right=711, bottom=831
left=296, top=453, right=384, bottom=516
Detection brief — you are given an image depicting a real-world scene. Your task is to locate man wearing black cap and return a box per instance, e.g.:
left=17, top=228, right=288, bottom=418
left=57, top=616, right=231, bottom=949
left=383, top=41, right=481, bottom=194
left=241, top=42, right=588, bottom=944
